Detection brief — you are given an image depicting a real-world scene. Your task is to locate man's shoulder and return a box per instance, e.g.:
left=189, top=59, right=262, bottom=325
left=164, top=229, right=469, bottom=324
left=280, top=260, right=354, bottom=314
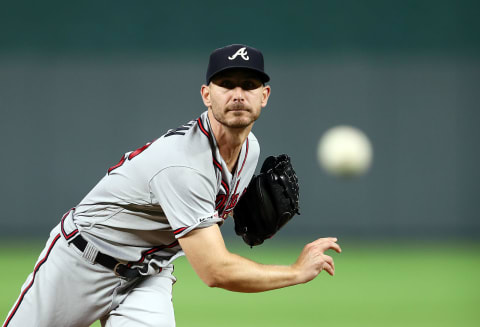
left=142, top=115, right=215, bottom=175
left=152, top=138, right=213, bottom=169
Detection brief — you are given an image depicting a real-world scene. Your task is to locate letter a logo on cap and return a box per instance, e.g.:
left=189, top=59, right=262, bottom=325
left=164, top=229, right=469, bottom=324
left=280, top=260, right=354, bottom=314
left=228, top=47, right=249, bottom=61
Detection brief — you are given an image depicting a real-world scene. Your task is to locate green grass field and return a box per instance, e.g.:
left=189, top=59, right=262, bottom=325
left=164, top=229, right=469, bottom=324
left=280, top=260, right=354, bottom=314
left=1, top=239, right=479, bottom=326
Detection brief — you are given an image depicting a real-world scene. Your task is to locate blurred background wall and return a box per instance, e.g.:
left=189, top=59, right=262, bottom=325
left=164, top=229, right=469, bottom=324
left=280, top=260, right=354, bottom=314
left=0, top=0, right=478, bottom=240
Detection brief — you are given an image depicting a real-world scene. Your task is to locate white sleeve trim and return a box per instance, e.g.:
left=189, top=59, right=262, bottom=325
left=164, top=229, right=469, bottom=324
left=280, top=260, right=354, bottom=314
left=173, top=211, right=223, bottom=239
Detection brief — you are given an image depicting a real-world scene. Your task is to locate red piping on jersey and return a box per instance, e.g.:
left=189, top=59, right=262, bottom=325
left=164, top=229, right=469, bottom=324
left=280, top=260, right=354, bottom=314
left=233, top=180, right=240, bottom=195
left=198, top=114, right=232, bottom=216
left=213, top=158, right=222, bottom=171
left=237, top=138, right=249, bottom=176
left=197, top=116, right=221, bottom=173
left=3, top=233, right=61, bottom=327
left=197, top=117, right=210, bottom=138
left=127, top=240, right=180, bottom=268
left=173, top=227, right=188, bottom=235
left=221, top=180, right=230, bottom=195
left=60, top=208, right=78, bottom=240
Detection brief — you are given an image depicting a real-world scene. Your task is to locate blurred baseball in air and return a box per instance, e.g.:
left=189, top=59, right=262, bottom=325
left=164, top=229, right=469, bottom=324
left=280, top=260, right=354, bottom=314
left=317, top=125, right=373, bottom=178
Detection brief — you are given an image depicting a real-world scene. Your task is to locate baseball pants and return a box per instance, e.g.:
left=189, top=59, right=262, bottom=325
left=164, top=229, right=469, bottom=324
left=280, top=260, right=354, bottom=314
left=3, top=224, right=176, bottom=327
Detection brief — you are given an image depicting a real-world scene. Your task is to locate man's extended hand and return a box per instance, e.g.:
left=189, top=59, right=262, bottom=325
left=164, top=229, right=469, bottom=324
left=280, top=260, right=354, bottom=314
left=292, top=237, right=342, bottom=283
left=179, top=225, right=342, bottom=292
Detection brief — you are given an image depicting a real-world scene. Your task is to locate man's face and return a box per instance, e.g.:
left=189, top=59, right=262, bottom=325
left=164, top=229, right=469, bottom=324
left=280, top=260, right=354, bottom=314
left=202, top=69, right=271, bottom=129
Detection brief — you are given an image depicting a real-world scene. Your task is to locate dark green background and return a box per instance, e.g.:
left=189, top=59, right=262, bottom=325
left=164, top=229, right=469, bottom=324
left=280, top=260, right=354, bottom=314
left=1, top=0, right=479, bottom=239
left=1, top=0, right=479, bottom=54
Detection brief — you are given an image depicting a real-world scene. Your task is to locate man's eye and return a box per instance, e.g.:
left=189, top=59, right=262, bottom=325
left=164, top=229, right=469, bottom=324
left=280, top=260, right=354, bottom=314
left=220, top=81, right=235, bottom=89
left=241, top=81, right=257, bottom=90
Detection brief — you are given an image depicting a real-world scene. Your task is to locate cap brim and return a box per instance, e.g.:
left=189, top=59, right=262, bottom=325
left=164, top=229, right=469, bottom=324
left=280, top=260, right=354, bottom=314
left=207, top=66, right=270, bottom=84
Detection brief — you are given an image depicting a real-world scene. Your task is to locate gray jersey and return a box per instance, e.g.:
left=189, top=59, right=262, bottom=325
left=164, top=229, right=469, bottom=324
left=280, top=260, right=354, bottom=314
left=61, top=110, right=259, bottom=274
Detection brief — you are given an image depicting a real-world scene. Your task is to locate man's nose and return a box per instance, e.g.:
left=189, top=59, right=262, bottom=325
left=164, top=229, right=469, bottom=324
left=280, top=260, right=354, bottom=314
left=232, top=86, right=245, bottom=102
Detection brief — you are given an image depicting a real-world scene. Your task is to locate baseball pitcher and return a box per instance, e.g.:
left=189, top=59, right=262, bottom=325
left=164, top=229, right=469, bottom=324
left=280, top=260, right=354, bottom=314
left=3, top=44, right=341, bottom=327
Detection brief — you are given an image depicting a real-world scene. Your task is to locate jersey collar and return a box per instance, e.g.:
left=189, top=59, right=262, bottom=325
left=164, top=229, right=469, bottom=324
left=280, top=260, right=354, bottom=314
left=199, top=111, right=250, bottom=180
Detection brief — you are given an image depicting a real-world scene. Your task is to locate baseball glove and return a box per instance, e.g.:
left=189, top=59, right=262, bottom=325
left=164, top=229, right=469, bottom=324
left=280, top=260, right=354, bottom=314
left=233, top=154, right=300, bottom=246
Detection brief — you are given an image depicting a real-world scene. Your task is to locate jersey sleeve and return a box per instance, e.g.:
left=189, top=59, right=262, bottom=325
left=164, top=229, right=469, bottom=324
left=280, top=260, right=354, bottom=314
left=149, top=166, right=223, bottom=238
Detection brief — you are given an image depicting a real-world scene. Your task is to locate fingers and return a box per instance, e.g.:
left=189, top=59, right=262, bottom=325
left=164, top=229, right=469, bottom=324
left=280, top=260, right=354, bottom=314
left=329, top=242, right=342, bottom=253
left=312, top=237, right=338, bottom=244
left=322, top=259, right=335, bottom=276
left=311, top=237, right=342, bottom=253
left=323, top=254, right=334, bottom=270
left=310, top=238, right=340, bottom=277
left=296, top=237, right=341, bottom=280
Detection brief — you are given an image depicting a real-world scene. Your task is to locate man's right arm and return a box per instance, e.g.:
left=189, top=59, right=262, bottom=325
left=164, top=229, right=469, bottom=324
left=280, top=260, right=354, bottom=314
left=177, top=224, right=341, bottom=293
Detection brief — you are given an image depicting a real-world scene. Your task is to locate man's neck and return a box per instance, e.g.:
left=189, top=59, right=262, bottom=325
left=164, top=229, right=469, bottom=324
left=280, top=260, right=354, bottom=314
left=207, top=110, right=252, bottom=173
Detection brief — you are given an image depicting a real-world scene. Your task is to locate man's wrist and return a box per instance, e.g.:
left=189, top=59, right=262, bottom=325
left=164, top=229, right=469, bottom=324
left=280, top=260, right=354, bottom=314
left=289, top=264, right=303, bottom=285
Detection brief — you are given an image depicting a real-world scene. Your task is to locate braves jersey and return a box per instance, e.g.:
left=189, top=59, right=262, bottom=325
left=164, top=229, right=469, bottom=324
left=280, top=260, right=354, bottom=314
left=61, top=111, right=259, bottom=275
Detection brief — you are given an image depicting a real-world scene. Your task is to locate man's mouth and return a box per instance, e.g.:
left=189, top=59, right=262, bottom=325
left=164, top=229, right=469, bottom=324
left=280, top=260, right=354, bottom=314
left=227, top=104, right=249, bottom=111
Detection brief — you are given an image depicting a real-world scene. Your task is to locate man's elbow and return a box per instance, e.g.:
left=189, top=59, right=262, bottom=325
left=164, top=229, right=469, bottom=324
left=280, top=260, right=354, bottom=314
left=204, top=277, right=220, bottom=288
left=198, top=267, right=230, bottom=288
left=201, top=272, right=225, bottom=288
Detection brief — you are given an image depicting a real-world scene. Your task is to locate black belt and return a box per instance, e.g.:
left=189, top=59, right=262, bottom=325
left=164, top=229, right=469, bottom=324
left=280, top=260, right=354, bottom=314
left=71, top=235, right=141, bottom=279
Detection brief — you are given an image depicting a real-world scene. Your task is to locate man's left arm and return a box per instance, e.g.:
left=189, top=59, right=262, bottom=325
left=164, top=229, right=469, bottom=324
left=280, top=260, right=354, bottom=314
left=178, top=224, right=341, bottom=293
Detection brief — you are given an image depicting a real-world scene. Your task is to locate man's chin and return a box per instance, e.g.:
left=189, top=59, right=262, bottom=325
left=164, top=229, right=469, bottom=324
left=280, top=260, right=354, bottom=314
left=224, top=117, right=255, bottom=129
left=225, top=121, right=252, bottom=129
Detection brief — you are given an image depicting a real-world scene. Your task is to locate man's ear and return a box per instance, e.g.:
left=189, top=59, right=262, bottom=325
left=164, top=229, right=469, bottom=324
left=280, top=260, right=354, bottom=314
left=201, top=84, right=211, bottom=107
left=261, top=85, right=271, bottom=108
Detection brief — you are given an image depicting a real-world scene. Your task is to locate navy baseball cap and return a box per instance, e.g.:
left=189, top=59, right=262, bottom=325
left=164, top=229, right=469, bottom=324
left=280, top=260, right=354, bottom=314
left=206, top=44, right=270, bottom=84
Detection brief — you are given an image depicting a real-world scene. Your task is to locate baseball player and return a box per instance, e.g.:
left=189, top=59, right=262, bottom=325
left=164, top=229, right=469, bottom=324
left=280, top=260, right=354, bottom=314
left=3, top=44, right=341, bottom=327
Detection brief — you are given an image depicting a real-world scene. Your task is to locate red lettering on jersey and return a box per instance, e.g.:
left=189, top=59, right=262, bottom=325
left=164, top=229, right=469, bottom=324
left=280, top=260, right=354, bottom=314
left=224, top=193, right=239, bottom=215
left=128, top=142, right=153, bottom=160
left=107, top=155, right=127, bottom=174
left=215, top=194, right=227, bottom=211
left=108, top=140, right=155, bottom=174
left=222, top=180, right=241, bottom=218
